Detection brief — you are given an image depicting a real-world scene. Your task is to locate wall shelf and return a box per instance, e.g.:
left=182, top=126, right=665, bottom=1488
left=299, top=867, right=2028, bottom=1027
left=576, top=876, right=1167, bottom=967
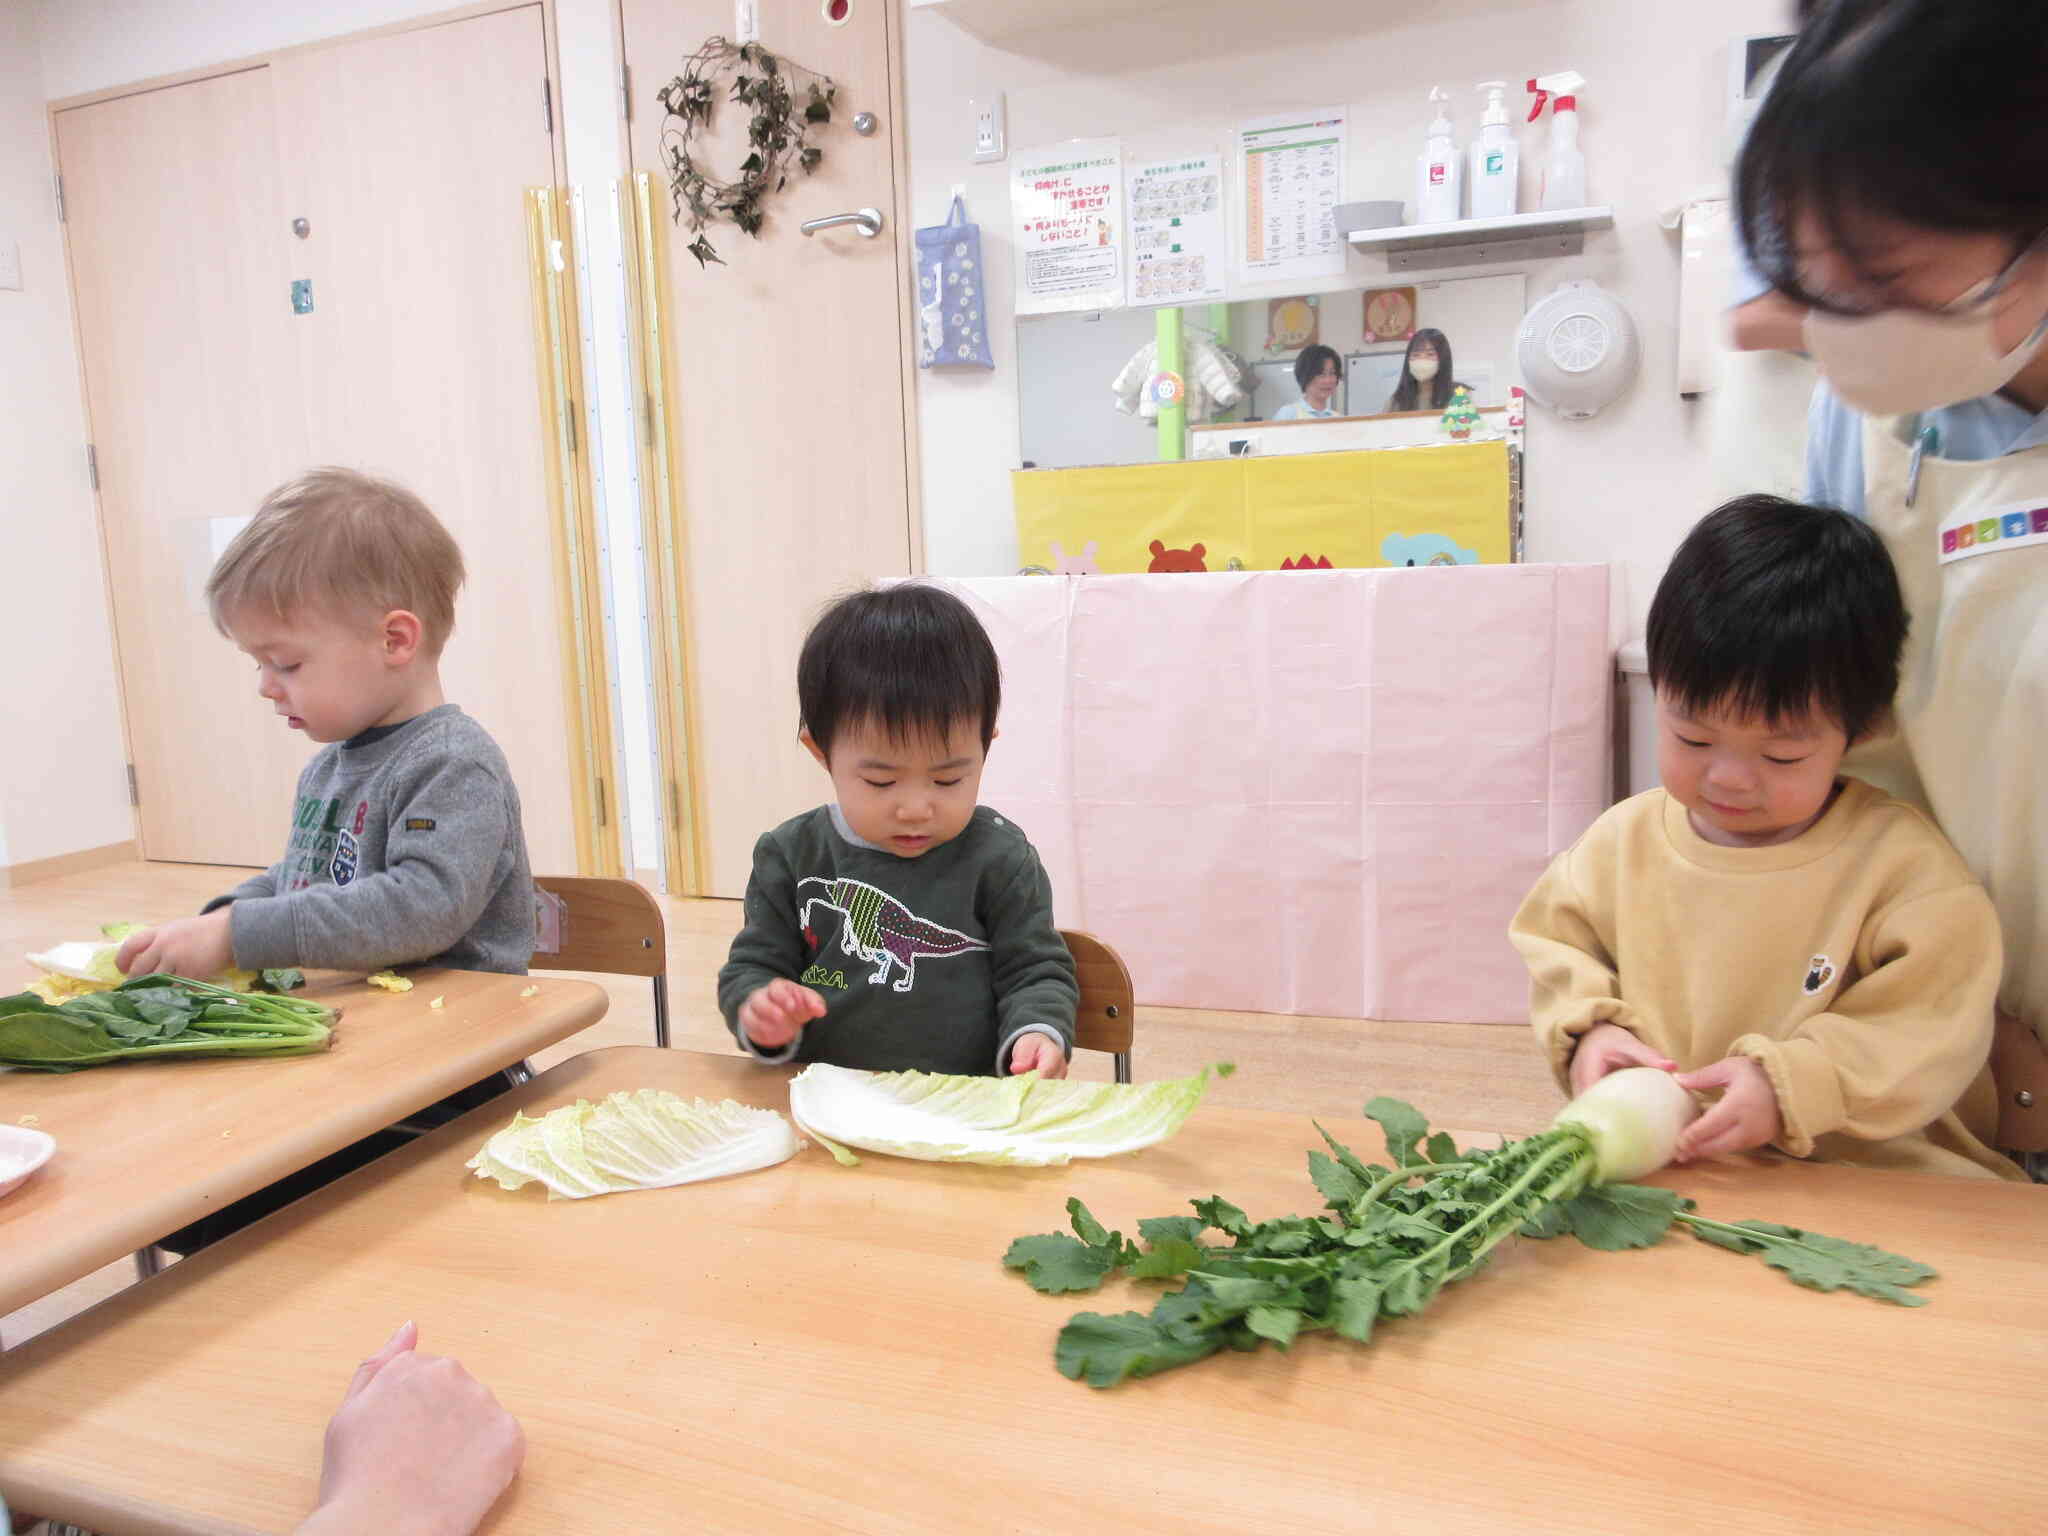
left=1345, top=207, right=1615, bottom=272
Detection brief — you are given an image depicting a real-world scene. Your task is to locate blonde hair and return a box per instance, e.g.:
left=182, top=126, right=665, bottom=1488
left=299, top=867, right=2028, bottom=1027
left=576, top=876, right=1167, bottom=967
left=207, top=468, right=466, bottom=653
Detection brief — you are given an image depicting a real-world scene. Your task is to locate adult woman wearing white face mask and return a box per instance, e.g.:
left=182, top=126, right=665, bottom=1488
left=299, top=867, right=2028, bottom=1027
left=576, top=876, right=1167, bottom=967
left=1385, top=328, right=1459, bottom=413
left=1734, top=0, right=2048, bottom=1122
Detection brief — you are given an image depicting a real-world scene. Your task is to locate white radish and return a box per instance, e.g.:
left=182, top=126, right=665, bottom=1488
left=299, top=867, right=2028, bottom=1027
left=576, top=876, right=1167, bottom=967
left=1551, top=1067, right=1700, bottom=1183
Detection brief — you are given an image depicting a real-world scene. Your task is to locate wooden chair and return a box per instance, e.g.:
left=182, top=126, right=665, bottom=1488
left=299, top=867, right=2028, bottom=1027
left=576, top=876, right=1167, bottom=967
left=1063, top=930, right=1134, bottom=1083
left=532, top=877, right=670, bottom=1047
left=1990, top=1009, right=2048, bottom=1179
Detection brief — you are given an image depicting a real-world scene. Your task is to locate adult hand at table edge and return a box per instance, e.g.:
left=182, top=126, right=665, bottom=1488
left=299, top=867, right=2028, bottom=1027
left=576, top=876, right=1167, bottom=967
left=297, top=1322, right=526, bottom=1536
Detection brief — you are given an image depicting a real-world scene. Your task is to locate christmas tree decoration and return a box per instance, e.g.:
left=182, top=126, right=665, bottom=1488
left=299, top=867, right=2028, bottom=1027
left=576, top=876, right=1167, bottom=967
left=1440, top=383, right=1482, bottom=440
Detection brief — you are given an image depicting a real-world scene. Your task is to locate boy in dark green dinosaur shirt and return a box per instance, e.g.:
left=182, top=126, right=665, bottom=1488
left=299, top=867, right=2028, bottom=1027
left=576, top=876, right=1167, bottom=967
left=717, top=584, right=1078, bottom=1076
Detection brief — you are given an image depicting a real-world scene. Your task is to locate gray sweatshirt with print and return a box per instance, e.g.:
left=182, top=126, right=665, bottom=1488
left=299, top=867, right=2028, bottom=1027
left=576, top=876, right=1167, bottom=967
left=204, top=704, right=534, bottom=975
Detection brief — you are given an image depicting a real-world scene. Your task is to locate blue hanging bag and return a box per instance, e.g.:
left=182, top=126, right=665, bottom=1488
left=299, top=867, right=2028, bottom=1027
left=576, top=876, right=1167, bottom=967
left=914, top=195, right=994, bottom=369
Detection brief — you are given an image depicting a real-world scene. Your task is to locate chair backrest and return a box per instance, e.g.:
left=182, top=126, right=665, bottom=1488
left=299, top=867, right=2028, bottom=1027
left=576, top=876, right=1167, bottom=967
left=1063, top=930, right=1134, bottom=1079
left=531, top=876, right=666, bottom=978
left=1990, top=1009, right=2048, bottom=1155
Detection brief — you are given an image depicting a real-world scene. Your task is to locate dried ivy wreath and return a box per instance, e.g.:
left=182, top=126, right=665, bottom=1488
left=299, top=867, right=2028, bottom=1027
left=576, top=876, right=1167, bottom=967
left=657, top=36, right=838, bottom=270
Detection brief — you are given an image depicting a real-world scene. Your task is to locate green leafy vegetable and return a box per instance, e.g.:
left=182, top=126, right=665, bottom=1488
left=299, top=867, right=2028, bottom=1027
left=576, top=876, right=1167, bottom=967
left=788, top=1061, right=1232, bottom=1167
left=1683, top=1218, right=1937, bottom=1306
left=1004, top=1092, right=1938, bottom=1387
left=0, top=974, right=335, bottom=1072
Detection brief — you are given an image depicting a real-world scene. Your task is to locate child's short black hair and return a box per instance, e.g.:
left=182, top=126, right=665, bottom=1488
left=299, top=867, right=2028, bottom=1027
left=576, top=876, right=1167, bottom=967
left=1647, top=494, right=1907, bottom=743
left=798, top=583, right=1001, bottom=758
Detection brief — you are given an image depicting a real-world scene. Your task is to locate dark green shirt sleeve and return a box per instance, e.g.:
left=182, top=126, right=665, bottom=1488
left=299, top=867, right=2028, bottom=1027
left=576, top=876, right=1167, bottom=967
left=983, top=841, right=1078, bottom=1062
left=718, top=833, right=805, bottom=1057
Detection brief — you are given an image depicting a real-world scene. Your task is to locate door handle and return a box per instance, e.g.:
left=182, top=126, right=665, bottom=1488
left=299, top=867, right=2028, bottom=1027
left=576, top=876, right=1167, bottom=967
left=800, top=207, right=883, bottom=239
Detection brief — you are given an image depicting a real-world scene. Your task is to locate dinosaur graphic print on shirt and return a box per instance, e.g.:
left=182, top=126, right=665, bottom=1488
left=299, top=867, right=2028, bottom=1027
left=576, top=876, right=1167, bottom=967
left=796, top=875, right=990, bottom=993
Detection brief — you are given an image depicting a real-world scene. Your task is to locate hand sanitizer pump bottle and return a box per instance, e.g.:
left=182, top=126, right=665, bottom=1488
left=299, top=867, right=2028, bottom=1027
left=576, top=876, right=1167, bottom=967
left=1414, top=87, right=1463, bottom=225
left=1469, top=81, right=1519, bottom=218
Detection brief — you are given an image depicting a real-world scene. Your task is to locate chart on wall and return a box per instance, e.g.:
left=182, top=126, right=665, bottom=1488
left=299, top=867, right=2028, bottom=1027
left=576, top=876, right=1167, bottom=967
left=1238, top=108, right=1347, bottom=285
left=1010, top=139, right=1125, bottom=315
left=1125, top=152, right=1227, bottom=307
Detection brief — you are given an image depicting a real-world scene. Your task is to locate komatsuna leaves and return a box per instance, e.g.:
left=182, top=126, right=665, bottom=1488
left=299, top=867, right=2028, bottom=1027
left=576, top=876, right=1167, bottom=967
left=1363, top=1096, right=1431, bottom=1167
left=1191, top=1195, right=1254, bottom=1240
left=1066, top=1197, right=1111, bottom=1249
left=1307, top=1149, right=1367, bottom=1209
left=1561, top=1183, right=1690, bottom=1251
left=1128, top=1239, right=1202, bottom=1280
left=1245, top=1304, right=1303, bottom=1349
left=1687, top=1220, right=1936, bottom=1306
left=1003, top=1233, right=1119, bottom=1294
left=1330, top=1274, right=1381, bottom=1342
left=1137, top=1215, right=1206, bottom=1248
left=1312, top=1120, right=1377, bottom=1187
left=1055, top=1311, right=1220, bottom=1388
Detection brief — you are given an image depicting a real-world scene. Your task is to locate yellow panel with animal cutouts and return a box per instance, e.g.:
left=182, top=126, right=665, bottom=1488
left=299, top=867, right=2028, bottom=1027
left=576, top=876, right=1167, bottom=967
left=1010, top=440, right=1509, bottom=575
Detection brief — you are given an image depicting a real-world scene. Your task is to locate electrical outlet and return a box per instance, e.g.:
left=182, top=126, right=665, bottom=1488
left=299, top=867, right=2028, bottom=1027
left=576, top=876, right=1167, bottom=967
left=970, top=94, right=1006, bottom=164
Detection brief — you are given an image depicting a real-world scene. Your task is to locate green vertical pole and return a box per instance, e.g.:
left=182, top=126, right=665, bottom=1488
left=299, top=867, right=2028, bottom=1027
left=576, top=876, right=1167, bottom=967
left=1207, top=302, right=1233, bottom=421
left=1156, top=306, right=1185, bottom=461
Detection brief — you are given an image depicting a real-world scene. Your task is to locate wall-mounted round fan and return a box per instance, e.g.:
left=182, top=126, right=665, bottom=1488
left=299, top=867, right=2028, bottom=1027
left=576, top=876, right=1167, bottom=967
left=1516, top=280, right=1641, bottom=419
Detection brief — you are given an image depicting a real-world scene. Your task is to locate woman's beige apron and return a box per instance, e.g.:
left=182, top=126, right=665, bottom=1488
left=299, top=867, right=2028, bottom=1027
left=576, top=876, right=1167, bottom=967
left=1853, top=415, right=2048, bottom=1052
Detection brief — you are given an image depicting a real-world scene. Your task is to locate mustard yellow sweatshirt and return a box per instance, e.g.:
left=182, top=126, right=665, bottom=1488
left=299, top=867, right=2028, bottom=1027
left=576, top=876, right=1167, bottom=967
left=1510, top=778, right=2021, bottom=1181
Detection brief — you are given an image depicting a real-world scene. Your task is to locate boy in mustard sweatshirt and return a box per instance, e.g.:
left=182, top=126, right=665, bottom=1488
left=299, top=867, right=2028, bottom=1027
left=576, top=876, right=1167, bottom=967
left=1511, top=495, right=2021, bottom=1180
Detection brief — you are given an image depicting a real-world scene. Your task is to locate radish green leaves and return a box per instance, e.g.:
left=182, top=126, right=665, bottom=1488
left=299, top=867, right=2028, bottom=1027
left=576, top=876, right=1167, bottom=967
left=1006, top=1094, right=1937, bottom=1388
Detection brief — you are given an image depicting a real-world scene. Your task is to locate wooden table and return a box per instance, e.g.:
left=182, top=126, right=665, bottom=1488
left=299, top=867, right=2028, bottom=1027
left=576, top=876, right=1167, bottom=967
left=0, top=970, right=606, bottom=1314
left=2, top=1046, right=2044, bottom=1536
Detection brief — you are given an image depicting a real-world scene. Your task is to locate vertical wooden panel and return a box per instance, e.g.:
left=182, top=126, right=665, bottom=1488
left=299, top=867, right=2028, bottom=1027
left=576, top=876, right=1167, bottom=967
left=55, top=68, right=310, bottom=867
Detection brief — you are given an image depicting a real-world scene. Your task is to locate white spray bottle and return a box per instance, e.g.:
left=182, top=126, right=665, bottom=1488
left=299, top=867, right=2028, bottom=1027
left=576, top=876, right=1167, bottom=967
left=1468, top=81, right=1519, bottom=219
left=1527, top=70, right=1588, bottom=211
left=1414, top=86, right=1463, bottom=225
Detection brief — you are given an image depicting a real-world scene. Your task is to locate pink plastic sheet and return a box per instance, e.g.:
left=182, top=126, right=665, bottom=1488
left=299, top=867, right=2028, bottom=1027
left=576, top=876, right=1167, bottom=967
left=934, top=566, right=1611, bottom=1024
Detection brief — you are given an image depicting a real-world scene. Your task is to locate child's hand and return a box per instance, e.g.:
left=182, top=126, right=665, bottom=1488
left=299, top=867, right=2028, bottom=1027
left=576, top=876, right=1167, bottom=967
left=116, top=910, right=235, bottom=981
left=1671, top=1056, right=1783, bottom=1163
left=1567, top=1022, right=1677, bottom=1097
left=1007, top=1033, right=1069, bottom=1079
left=739, top=979, right=826, bottom=1049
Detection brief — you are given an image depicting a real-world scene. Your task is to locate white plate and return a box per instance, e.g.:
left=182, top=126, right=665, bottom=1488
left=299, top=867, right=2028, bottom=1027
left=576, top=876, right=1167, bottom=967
left=0, top=1124, right=56, bottom=1200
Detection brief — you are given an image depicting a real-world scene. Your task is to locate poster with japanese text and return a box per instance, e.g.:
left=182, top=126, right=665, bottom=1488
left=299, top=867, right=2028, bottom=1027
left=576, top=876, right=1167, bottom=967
left=1126, top=152, right=1228, bottom=307
left=1238, top=109, right=1347, bottom=284
left=1011, top=139, right=1124, bottom=316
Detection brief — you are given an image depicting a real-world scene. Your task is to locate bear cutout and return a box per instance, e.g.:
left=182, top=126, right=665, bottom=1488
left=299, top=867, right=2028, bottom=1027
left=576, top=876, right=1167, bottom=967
left=1147, top=539, right=1208, bottom=573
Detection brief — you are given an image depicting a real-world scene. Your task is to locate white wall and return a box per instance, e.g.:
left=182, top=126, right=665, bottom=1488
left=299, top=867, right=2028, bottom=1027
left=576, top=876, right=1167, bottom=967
left=36, top=0, right=451, bottom=98
left=0, top=0, right=133, bottom=867
left=907, top=0, right=1794, bottom=626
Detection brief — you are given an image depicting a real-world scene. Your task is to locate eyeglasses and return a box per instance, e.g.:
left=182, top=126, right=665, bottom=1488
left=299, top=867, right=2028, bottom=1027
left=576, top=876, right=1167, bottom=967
left=1795, top=227, right=2048, bottom=319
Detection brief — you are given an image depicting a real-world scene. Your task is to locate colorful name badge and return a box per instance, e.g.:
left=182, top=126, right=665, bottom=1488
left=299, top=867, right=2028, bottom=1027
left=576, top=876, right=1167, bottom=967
left=1938, top=500, right=2048, bottom=564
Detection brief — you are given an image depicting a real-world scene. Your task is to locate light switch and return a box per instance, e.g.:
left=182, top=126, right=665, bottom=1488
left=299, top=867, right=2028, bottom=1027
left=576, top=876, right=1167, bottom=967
left=0, top=240, right=21, bottom=291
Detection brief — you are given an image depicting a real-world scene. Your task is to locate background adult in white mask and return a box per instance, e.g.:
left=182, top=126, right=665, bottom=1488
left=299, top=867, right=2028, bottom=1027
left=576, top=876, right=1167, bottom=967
left=1385, top=328, right=1460, bottom=413
left=1734, top=0, right=2048, bottom=1150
